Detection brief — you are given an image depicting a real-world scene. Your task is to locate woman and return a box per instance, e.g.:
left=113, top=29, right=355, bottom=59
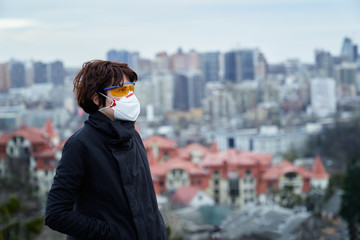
left=45, top=60, right=168, bottom=240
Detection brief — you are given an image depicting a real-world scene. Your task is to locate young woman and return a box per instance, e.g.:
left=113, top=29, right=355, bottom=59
left=45, top=60, right=168, bottom=240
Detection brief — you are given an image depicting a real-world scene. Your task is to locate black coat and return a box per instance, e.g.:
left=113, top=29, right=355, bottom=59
left=45, top=111, right=168, bottom=240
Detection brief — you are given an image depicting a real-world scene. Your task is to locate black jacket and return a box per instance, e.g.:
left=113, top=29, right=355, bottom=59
left=45, top=111, right=168, bottom=240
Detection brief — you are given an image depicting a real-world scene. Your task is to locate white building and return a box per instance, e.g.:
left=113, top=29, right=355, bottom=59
left=309, top=78, right=336, bottom=118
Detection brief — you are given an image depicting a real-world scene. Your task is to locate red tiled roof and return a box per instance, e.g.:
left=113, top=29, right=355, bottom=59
left=200, top=149, right=272, bottom=168
left=312, top=156, right=329, bottom=179
left=150, top=157, right=207, bottom=177
left=170, top=186, right=200, bottom=207
left=211, top=141, right=219, bottom=153
left=10, top=125, right=47, bottom=144
left=178, top=143, right=210, bottom=160
left=43, top=118, right=58, bottom=138
left=263, top=161, right=312, bottom=180
left=143, top=135, right=177, bottom=149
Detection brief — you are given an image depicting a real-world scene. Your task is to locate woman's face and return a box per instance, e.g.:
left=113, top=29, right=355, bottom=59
left=100, top=74, right=131, bottom=121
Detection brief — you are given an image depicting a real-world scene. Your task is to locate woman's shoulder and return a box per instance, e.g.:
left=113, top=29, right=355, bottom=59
left=63, top=125, right=96, bottom=149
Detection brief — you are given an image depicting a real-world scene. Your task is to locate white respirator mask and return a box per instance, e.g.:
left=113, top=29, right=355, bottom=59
left=98, top=91, right=140, bottom=121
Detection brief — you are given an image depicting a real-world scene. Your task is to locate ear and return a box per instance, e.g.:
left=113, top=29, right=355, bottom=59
left=92, top=93, right=99, bottom=106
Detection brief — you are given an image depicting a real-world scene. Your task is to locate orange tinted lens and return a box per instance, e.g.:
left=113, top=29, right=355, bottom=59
left=110, top=84, right=134, bottom=97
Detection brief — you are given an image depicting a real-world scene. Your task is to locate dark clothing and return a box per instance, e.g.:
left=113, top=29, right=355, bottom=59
left=45, top=111, right=167, bottom=240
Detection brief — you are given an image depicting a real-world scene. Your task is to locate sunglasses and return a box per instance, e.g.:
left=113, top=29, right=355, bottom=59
left=104, top=82, right=135, bottom=97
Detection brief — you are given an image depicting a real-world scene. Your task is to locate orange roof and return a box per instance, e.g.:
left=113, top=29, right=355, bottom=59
left=143, top=135, right=177, bottom=149
left=8, top=125, right=47, bottom=145
left=43, top=118, right=58, bottom=138
left=150, top=157, right=207, bottom=177
left=312, top=156, right=329, bottom=179
left=170, top=186, right=200, bottom=207
left=211, top=141, right=219, bottom=153
left=263, top=161, right=312, bottom=180
left=178, top=143, right=210, bottom=160
left=201, top=149, right=272, bottom=168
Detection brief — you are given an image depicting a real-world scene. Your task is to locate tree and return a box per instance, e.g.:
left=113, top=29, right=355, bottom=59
left=340, top=159, right=360, bottom=240
left=306, top=117, right=360, bottom=166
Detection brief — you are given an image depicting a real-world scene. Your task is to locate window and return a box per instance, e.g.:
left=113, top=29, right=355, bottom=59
left=198, top=180, right=202, bottom=185
left=228, top=137, right=235, bottom=148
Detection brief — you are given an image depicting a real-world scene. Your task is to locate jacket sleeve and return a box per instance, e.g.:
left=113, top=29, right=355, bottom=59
left=45, top=136, right=111, bottom=240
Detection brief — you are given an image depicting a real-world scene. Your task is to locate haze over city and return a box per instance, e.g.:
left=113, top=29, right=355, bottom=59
left=1, top=0, right=360, bottom=67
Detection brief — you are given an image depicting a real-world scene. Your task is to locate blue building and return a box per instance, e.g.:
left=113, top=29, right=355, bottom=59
left=201, top=52, right=220, bottom=82
left=10, top=62, right=26, bottom=88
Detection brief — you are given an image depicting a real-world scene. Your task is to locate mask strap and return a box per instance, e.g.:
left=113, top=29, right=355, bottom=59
left=98, top=92, right=116, bottom=111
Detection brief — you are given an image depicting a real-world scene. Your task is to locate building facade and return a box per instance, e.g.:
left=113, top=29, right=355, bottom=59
left=144, top=135, right=329, bottom=209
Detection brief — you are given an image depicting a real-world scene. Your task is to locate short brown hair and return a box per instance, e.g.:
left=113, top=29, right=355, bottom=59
left=73, top=60, right=138, bottom=113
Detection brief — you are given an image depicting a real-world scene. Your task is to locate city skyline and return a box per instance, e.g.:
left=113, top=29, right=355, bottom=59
left=0, top=0, right=359, bottom=67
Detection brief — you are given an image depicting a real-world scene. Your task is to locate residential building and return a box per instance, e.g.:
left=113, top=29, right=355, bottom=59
left=171, top=186, right=215, bottom=208
left=335, top=62, right=358, bottom=98
left=309, top=78, right=337, bottom=118
left=201, top=52, right=220, bottom=82
left=33, top=61, right=48, bottom=83
left=0, top=121, right=59, bottom=200
left=205, top=126, right=308, bottom=156
left=106, top=49, right=139, bottom=70
left=50, top=61, right=65, bottom=85
left=315, top=50, right=334, bottom=78
left=224, top=50, right=241, bottom=83
left=153, top=52, right=170, bottom=73
left=10, top=61, right=26, bottom=88
left=144, top=135, right=329, bottom=209
left=0, top=63, right=11, bottom=92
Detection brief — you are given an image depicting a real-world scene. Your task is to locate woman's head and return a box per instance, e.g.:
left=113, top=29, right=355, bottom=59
left=73, top=60, right=138, bottom=113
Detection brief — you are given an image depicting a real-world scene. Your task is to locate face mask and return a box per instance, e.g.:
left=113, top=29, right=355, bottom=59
left=98, top=91, right=141, bottom=121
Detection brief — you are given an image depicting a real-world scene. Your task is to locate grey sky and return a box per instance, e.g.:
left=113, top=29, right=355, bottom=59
left=0, top=0, right=359, bottom=67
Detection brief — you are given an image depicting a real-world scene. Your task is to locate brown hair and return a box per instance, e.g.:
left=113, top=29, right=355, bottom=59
left=73, top=60, right=138, bottom=113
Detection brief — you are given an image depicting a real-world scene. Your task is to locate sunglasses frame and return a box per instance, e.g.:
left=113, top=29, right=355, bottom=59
left=104, top=82, right=135, bottom=91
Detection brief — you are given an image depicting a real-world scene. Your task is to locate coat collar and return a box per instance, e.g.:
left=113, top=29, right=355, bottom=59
left=86, top=111, right=134, bottom=142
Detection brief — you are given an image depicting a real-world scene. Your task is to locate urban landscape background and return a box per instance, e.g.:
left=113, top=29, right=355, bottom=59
left=1, top=0, right=360, bottom=239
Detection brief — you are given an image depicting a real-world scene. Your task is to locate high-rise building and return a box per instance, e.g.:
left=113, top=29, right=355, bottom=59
left=0, top=63, right=11, bottom=92
left=335, top=62, right=358, bottom=98
left=310, top=78, right=336, bottom=118
left=186, top=50, right=201, bottom=71
left=170, top=48, right=186, bottom=72
left=255, top=52, right=267, bottom=81
left=315, top=50, right=334, bottom=77
left=224, top=50, right=241, bottom=83
left=10, top=62, right=26, bottom=88
left=224, top=49, right=259, bottom=82
left=341, top=37, right=358, bottom=62
left=106, top=49, right=139, bottom=70
left=201, top=52, right=220, bottom=82
left=50, top=61, right=65, bottom=85
left=153, top=52, right=170, bottom=73
left=188, top=71, right=204, bottom=109
left=240, top=50, right=255, bottom=81
left=33, top=61, right=48, bottom=83
left=174, top=74, right=189, bottom=111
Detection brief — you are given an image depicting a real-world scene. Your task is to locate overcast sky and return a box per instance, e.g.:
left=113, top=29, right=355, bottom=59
left=0, top=0, right=359, bottom=67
